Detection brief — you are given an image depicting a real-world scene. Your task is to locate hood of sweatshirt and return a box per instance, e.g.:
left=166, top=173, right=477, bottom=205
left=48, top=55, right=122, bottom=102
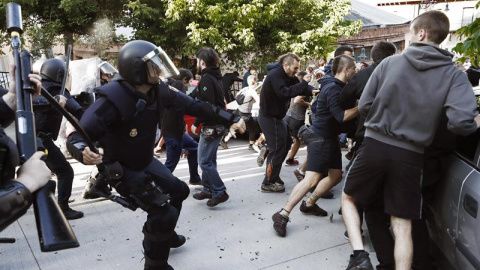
left=201, top=66, right=223, bottom=79
left=266, top=62, right=282, bottom=72
left=403, top=42, right=454, bottom=71
left=319, top=75, right=340, bottom=87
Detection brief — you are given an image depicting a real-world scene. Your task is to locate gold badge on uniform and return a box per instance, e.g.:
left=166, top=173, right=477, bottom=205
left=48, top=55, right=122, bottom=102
left=130, top=128, right=138, bottom=137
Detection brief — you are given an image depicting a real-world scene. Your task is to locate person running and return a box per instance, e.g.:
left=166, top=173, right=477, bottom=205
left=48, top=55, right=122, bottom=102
left=271, top=55, right=359, bottom=237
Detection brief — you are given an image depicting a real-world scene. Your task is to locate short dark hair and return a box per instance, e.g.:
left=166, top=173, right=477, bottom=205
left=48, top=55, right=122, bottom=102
left=332, top=55, right=355, bottom=75
left=196, top=48, right=220, bottom=67
left=334, top=46, right=354, bottom=57
left=277, top=52, right=300, bottom=65
left=297, top=71, right=307, bottom=80
left=174, top=68, right=193, bottom=81
left=411, top=10, right=450, bottom=44
left=371, top=41, right=397, bottom=63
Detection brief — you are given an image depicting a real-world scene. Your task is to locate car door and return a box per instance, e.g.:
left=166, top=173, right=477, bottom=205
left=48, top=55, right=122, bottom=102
left=427, top=128, right=480, bottom=268
left=455, top=149, right=480, bottom=270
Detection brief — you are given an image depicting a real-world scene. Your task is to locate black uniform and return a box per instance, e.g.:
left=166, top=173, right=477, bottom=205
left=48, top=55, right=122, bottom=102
left=35, top=81, right=84, bottom=211
left=0, top=88, right=32, bottom=232
left=67, top=78, right=239, bottom=270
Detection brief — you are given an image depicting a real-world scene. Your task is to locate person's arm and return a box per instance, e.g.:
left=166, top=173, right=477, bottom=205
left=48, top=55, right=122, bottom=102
left=66, top=97, right=117, bottom=164
left=271, top=71, right=313, bottom=98
left=64, top=90, right=85, bottom=120
left=326, top=87, right=359, bottom=123
left=1, top=65, right=42, bottom=127
left=358, top=63, right=382, bottom=117
left=294, top=95, right=310, bottom=107
left=444, top=72, right=479, bottom=135
left=0, top=151, right=50, bottom=232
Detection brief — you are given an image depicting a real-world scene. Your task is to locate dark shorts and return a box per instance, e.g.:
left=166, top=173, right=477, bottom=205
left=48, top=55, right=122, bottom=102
left=343, top=137, right=424, bottom=220
left=306, top=137, right=342, bottom=175
left=284, top=115, right=304, bottom=140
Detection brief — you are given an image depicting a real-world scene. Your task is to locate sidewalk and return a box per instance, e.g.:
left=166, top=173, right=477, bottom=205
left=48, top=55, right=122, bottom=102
left=1, top=139, right=378, bottom=270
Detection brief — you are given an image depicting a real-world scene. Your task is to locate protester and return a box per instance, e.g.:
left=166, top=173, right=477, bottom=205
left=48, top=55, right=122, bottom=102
left=258, top=53, right=316, bottom=193
left=342, top=11, right=480, bottom=270
left=272, top=55, right=358, bottom=237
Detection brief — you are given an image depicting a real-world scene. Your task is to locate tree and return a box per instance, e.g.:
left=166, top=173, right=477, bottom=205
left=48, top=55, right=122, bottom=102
left=453, top=1, right=480, bottom=68
left=0, top=0, right=127, bottom=56
left=123, top=0, right=362, bottom=67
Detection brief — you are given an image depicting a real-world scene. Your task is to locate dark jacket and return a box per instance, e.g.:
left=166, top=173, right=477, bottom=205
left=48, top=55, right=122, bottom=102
left=221, top=73, right=242, bottom=103
left=161, top=79, right=187, bottom=139
left=194, top=67, right=226, bottom=127
left=0, top=89, right=32, bottom=232
left=340, top=62, right=379, bottom=138
left=34, top=81, right=84, bottom=140
left=259, top=63, right=313, bottom=119
left=67, top=78, right=238, bottom=170
left=311, top=76, right=346, bottom=140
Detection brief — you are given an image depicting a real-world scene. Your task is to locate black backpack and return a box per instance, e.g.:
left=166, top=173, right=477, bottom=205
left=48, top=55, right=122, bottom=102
left=236, top=91, right=246, bottom=105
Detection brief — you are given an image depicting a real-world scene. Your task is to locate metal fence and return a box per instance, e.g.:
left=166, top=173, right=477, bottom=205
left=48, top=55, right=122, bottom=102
left=0, top=72, right=9, bottom=89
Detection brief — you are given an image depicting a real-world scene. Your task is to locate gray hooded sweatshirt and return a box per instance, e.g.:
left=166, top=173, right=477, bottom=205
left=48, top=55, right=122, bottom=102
left=359, top=42, right=478, bottom=153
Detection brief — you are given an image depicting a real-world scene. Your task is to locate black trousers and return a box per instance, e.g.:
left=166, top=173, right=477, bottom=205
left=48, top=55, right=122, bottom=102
left=42, top=137, right=74, bottom=206
left=258, top=114, right=292, bottom=184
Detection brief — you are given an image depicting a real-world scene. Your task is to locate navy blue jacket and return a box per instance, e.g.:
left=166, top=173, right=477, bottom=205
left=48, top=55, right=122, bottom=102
left=259, top=63, right=312, bottom=119
left=311, top=77, right=346, bottom=140
left=34, top=81, right=84, bottom=140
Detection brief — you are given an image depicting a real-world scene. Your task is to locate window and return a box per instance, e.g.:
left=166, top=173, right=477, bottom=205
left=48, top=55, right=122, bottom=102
left=462, top=7, right=475, bottom=27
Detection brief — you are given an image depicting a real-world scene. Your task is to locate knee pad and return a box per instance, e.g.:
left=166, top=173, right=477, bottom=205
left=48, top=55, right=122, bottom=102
left=145, top=205, right=178, bottom=233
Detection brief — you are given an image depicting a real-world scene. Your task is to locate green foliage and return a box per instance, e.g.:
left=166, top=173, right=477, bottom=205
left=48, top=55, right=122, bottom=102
left=123, top=0, right=361, bottom=68
left=453, top=1, right=480, bottom=67
left=27, top=22, right=62, bottom=58
left=0, top=0, right=127, bottom=54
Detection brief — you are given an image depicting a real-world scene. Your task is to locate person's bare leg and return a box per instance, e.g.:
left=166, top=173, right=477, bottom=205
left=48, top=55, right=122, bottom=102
left=306, top=169, right=342, bottom=206
left=391, top=216, right=413, bottom=270
left=342, top=192, right=364, bottom=250
left=279, top=171, right=323, bottom=216
left=287, top=139, right=301, bottom=160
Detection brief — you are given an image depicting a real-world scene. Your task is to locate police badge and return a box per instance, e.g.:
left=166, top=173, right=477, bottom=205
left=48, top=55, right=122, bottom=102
left=130, top=128, right=138, bottom=137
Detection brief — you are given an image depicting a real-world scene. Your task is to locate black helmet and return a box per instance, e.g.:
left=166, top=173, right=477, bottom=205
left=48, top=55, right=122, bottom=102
left=118, top=40, right=179, bottom=85
left=40, top=58, right=66, bottom=83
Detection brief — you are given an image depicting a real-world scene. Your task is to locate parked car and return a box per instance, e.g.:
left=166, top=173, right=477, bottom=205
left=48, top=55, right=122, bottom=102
left=426, top=86, right=480, bottom=270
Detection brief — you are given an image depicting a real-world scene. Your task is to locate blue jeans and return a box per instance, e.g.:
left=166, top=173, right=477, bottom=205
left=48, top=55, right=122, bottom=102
left=197, top=133, right=226, bottom=197
left=164, top=133, right=201, bottom=183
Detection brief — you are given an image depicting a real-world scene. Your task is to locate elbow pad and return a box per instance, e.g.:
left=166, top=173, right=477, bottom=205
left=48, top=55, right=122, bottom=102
left=211, top=104, right=240, bottom=124
left=0, top=181, right=32, bottom=232
left=66, top=133, right=87, bottom=163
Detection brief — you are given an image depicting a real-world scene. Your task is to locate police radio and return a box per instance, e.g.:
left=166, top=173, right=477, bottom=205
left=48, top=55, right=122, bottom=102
left=6, top=2, right=79, bottom=252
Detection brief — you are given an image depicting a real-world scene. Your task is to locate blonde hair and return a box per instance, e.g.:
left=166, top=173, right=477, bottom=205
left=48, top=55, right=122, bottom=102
left=247, top=75, right=257, bottom=86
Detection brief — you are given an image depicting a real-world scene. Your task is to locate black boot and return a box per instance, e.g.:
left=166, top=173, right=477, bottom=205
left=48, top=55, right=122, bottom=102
left=170, top=231, right=186, bottom=248
left=83, top=172, right=112, bottom=199
left=59, top=204, right=84, bottom=220
left=143, top=226, right=174, bottom=270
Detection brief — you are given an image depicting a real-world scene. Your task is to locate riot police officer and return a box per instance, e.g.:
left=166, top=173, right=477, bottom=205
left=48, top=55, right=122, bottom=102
left=0, top=68, right=50, bottom=231
left=35, top=58, right=85, bottom=219
left=67, top=40, right=245, bottom=270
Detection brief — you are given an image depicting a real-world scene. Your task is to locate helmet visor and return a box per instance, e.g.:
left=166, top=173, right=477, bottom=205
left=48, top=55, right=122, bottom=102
left=98, top=61, right=118, bottom=75
left=143, top=47, right=179, bottom=79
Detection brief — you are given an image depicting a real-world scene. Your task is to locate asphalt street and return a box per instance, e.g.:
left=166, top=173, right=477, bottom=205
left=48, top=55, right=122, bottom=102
left=1, top=137, right=379, bottom=270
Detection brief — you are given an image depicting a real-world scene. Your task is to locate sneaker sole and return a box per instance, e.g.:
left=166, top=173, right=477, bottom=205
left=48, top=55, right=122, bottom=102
left=261, top=188, right=285, bottom=193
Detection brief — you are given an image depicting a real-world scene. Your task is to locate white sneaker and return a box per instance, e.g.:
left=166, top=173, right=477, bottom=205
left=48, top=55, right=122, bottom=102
left=252, top=143, right=261, bottom=153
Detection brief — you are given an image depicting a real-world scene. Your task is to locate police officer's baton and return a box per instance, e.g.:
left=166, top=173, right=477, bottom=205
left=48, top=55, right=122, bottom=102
left=59, top=44, right=72, bottom=96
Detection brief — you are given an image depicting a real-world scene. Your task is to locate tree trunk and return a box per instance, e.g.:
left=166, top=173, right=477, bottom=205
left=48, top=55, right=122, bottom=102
left=64, top=31, right=74, bottom=58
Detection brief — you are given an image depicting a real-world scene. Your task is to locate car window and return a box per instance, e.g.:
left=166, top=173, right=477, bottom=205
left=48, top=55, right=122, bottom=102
left=455, top=129, right=480, bottom=163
